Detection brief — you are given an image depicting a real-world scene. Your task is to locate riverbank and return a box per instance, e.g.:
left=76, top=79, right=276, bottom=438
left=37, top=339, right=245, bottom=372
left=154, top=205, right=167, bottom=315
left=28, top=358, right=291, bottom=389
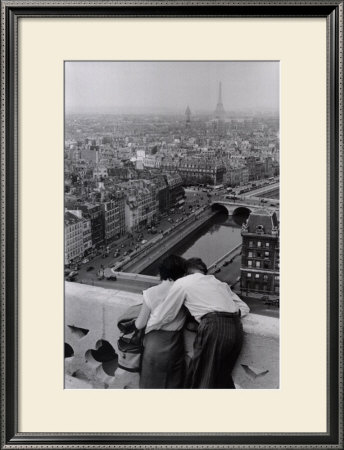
left=122, top=208, right=218, bottom=273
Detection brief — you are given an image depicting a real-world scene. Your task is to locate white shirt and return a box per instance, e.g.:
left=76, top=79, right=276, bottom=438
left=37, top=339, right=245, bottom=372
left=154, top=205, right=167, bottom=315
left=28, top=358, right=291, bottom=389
left=144, top=280, right=186, bottom=333
left=148, top=273, right=250, bottom=330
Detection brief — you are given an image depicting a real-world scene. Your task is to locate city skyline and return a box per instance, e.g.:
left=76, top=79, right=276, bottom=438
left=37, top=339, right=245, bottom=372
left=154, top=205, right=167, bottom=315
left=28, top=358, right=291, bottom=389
left=65, top=61, right=280, bottom=115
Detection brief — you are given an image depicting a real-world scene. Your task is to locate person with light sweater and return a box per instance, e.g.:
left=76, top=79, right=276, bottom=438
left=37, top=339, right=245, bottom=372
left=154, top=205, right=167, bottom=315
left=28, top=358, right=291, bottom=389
left=133, top=255, right=188, bottom=389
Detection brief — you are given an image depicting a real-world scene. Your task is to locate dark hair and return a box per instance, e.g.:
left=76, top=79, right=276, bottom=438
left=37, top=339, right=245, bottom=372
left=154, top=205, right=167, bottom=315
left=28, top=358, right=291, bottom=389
left=158, top=255, right=187, bottom=281
left=186, top=258, right=208, bottom=275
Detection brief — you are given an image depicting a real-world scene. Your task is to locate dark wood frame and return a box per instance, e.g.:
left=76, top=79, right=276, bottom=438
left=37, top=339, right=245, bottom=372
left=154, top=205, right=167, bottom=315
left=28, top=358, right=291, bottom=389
left=1, top=1, right=342, bottom=448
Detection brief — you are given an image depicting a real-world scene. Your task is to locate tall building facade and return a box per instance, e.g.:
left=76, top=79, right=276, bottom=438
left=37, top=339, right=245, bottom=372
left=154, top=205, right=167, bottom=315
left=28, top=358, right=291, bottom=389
left=69, top=210, right=93, bottom=256
left=240, top=209, right=280, bottom=297
left=164, top=172, right=185, bottom=207
left=177, top=158, right=226, bottom=186
left=121, top=179, right=158, bottom=231
left=75, top=203, right=104, bottom=249
left=246, top=156, right=266, bottom=181
left=101, top=192, right=126, bottom=244
left=64, top=211, right=84, bottom=265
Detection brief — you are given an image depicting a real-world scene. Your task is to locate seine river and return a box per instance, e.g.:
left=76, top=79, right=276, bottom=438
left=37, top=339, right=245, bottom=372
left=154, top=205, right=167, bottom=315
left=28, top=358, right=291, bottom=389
left=142, top=212, right=244, bottom=276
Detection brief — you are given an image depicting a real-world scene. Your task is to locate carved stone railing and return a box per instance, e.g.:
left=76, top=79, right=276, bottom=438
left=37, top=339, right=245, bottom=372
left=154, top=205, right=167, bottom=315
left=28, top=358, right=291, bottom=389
left=65, top=281, right=279, bottom=389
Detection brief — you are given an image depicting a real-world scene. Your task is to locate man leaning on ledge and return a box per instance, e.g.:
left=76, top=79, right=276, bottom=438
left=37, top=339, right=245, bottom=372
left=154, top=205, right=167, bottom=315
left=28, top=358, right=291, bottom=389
left=141, top=257, right=250, bottom=389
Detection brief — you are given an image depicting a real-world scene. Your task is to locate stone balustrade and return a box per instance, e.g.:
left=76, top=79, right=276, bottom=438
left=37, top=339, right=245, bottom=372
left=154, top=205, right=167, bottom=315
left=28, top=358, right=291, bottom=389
left=65, top=281, right=279, bottom=389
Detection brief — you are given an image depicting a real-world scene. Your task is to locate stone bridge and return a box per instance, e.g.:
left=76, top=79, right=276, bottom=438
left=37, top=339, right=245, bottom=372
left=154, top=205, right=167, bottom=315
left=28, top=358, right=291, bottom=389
left=212, top=198, right=279, bottom=217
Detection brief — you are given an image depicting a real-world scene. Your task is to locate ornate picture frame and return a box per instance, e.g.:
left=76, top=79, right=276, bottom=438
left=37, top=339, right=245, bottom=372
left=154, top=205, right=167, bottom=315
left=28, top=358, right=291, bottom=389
left=1, top=1, right=342, bottom=448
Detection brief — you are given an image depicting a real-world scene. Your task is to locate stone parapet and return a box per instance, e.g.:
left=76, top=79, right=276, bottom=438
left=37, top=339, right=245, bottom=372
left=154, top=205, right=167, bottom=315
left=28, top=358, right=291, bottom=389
left=65, top=282, right=279, bottom=389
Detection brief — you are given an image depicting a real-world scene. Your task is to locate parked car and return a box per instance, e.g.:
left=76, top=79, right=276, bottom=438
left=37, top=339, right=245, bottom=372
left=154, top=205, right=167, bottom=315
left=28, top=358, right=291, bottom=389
left=66, top=270, right=78, bottom=281
left=223, top=261, right=230, bottom=266
left=141, top=240, right=148, bottom=244
left=214, top=268, right=221, bottom=274
left=262, top=295, right=279, bottom=307
left=82, top=258, right=89, bottom=264
left=86, top=266, right=94, bottom=272
left=68, top=270, right=78, bottom=277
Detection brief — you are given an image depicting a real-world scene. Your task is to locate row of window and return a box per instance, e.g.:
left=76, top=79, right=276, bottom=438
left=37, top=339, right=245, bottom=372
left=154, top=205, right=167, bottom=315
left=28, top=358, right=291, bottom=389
left=105, top=218, right=125, bottom=225
left=247, top=251, right=270, bottom=258
left=248, top=241, right=270, bottom=248
left=246, top=273, right=280, bottom=281
left=180, top=167, right=217, bottom=172
left=66, top=232, right=83, bottom=240
left=247, top=260, right=271, bottom=269
left=66, top=239, right=88, bottom=248
left=243, top=282, right=280, bottom=294
left=66, top=247, right=83, bottom=258
left=66, top=223, right=83, bottom=231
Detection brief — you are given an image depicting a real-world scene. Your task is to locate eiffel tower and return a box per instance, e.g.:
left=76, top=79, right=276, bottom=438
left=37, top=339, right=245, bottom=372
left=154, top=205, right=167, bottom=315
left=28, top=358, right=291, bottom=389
left=214, top=81, right=225, bottom=119
left=185, top=105, right=191, bottom=125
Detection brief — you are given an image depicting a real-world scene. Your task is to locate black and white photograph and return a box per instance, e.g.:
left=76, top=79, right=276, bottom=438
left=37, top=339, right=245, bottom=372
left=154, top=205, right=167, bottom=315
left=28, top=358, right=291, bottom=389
left=64, top=61, right=280, bottom=389
left=2, top=1, right=342, bottom=447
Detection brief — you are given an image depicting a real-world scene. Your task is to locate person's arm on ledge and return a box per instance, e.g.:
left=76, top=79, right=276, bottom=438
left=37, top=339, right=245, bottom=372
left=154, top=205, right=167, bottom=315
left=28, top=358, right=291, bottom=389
left=226, top=285, right=250, bottom=317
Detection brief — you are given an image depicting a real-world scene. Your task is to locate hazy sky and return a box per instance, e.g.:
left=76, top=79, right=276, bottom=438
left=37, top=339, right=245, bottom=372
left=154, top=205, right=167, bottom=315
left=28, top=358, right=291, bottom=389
left=65, top=61, right=279, bottom=114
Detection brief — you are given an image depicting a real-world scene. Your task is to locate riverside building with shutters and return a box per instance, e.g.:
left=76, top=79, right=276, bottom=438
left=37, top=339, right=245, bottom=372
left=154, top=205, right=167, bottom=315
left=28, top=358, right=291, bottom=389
left=240, top=209, right=280, bottom=298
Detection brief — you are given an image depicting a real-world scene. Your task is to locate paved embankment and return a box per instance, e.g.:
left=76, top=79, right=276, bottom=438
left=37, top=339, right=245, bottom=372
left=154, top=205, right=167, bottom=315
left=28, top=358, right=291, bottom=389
left=245, top=182, right=279, bottom=198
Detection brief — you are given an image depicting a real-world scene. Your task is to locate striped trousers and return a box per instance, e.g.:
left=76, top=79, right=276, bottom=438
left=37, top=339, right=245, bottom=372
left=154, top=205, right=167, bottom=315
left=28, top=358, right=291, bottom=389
left=187, top=311, right=243, bottom=389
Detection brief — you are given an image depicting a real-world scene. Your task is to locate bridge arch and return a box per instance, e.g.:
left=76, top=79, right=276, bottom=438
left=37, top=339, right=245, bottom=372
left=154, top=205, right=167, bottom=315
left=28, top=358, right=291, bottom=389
left=232, top=206, right=252, bottom=219
left=211, top=203, right=230, bottom=214
left=212, top=202, right=252, bottom=217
